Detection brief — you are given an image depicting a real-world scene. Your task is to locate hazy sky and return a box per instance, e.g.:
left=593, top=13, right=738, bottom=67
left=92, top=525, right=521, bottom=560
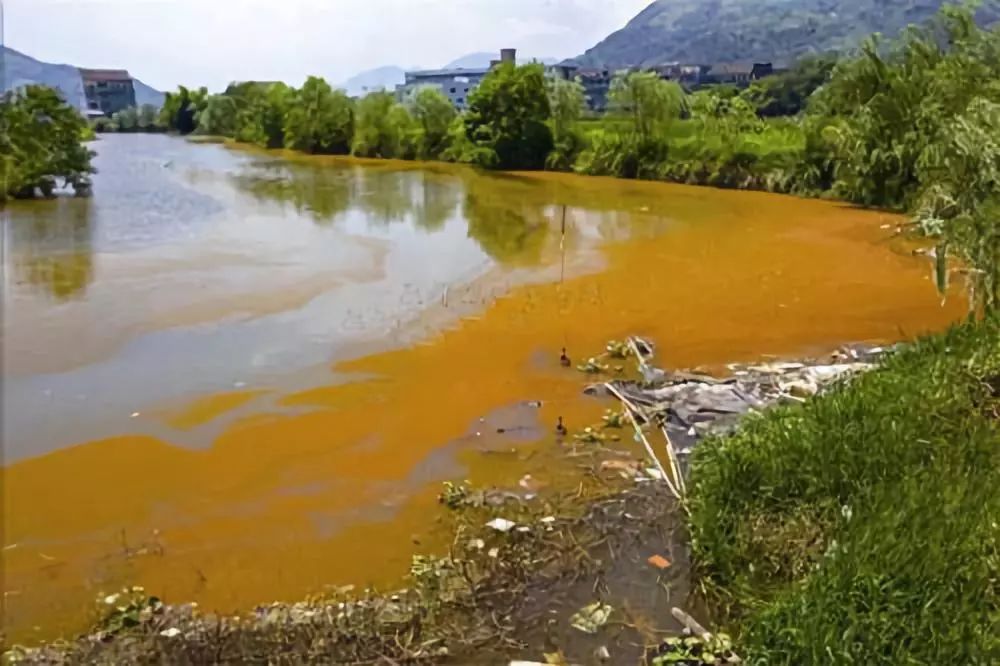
left=5, top=0, right=650, bottom=91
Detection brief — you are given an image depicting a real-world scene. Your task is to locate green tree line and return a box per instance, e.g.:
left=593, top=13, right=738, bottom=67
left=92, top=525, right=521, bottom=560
left=161, top=6, right=997, bottom=312
left=93, top=104, right=164, bottom=133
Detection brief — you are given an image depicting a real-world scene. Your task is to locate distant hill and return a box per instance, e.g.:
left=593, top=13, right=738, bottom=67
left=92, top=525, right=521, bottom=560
left=572, top=0, right=1000, bottom=69
left=2, top=46, right=165, bottom=110
left=3, top=46, right=87, bottom=108
left=134, top=79, right=166, bottom=108
left=443, top=52, right=559, bottom=69
left=339, top=53, right=559, bottom=98
left=339, top=65, right=407, bottom=97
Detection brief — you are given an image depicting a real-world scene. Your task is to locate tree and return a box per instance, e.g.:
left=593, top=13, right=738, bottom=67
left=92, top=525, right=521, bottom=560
left=284, top=77, right=354, bottom=154
left=546, top=77, right=586, bottom=169
left=409, top=87, right=456, bottom=159
left=608, top=71, right=685, bottom=143
left=0, top=85, right=95, bottom=200
left=742, top=54, right=837, bottom=117
left=235, top=82, right=292, bottom=149
left=916, top=98, right=1000, bottom=314
left=196, top=94, right=238, bottom=136
left=112, top=106, right=139, bottom=132
left=463, top=63, right=554, bottom=170
left=808, top=6, right=1000, bottom=209
left=137, top=104, right=161, bottom=130
left=160, top=86, right=208, bottom=134
left=352, top=91, right=407, bottom=158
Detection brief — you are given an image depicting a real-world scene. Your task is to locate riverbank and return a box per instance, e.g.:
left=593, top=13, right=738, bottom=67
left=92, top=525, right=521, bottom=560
left=690, top=319, right=1000, bottom=663
left=10, top=322, right=995, bottom=663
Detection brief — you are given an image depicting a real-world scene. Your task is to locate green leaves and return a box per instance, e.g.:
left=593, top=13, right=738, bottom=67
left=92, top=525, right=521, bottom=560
left=285, top=78, right=353, bottom=155
left=463, top=63, right=554, bottom=170
left=1, top=85, right=95, bottom=200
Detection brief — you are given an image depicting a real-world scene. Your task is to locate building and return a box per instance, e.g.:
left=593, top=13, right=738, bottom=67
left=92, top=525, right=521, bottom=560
left=79, top=68, right=136, bottom=116
left=650, top=63, right=712, bottom=87
left=704, top=62, right=775, bottom=86
left=397, top=48, right=516, bottom=110
left=575, top=68, right=614, bottom=112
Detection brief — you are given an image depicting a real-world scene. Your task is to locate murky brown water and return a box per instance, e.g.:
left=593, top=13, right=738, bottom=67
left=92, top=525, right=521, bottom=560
left=1, top=134, right=963, bottom=642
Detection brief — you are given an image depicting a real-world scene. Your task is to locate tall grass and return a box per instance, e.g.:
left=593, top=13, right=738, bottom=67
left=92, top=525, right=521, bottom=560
left=688, top=321, right=1000, bottom=664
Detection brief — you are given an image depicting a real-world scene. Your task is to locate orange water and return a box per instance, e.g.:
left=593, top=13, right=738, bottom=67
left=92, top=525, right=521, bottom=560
left=1, top=140, right=964, bottom=643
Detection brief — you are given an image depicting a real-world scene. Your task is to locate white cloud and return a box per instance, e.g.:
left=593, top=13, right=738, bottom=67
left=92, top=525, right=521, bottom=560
left=3, top=0, right=651, bottom=91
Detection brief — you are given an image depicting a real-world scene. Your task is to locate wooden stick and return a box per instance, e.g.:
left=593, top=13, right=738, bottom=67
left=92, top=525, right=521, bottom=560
left=671, top=607, right=743, bottom=662
left=604, top=383, right=681, bottom=501
left=627, top=336, right=649, bottom=375
left=671, top=607, right=711, bottom=641
left=660, top=425, right=687, bottom=497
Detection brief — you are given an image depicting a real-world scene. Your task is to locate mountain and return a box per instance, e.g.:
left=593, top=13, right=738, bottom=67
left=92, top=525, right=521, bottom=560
left=572, top=0, right=1000, bottom=69
left=2, top=46, right=87, bottom=109
left=443, top=52, right=558, bottom=69
left=134, top=79, right=166, bottom=108
left=2, top=46, right=165, bottom=110
left=339, top=65, right=407, bottom=96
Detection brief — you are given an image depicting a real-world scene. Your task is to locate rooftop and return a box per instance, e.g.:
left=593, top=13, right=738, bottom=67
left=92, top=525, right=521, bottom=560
left=79, top=68, right=133, bottom=82
left=405, top=67, right=491, bottom=79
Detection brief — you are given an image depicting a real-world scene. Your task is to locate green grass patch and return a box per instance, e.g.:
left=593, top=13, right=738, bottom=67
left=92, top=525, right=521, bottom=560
left=688, top=321, right=1000, bottom=664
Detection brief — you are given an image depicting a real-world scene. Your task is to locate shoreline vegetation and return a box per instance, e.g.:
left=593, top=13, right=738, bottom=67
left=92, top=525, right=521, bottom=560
left=3, top=5, right=999, bottom=663
left=3, top=7, right=997, bottom=310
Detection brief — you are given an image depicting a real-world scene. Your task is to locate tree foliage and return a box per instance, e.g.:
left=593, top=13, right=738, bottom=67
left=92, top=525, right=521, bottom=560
left=197, top=95, right=238, bottom=136
left=463, top=63, right=553, bottom=169
left=409, top=87, right=457, bottom=160
left=285, top=77, right=354, bottom=154
left=742, top=54, right=837, bottom=117
left=546, top=77, right=586, bottom=170
left=608, top=71, right=685, bottom=143
left=352, top=91, right=407, bottom=158
left=1, top=85, right=95, bottom=200
left=160, top=86, right=208, bottom=135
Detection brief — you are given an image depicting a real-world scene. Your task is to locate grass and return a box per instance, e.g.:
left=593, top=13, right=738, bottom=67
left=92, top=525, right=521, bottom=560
left=572, top=117, right=808, bottom=193
left=687, top=320, right=1000, bottom=664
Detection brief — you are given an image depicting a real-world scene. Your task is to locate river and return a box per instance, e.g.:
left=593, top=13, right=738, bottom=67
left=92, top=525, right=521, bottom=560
left=0, top=134, right=963, bottom=642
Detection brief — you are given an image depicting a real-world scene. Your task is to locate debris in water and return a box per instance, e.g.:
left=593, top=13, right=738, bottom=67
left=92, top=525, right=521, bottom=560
left=647, top=554, right=672, bottom=570
left=600, top=459, right=642, bottom=477
left=577, top=357, right=608, bottom=374
left=485, top=518, right=516, bottom=533
left=570, top=601, right=613, bottom=634
left=645, top=468, right=665, bottom=481
left=159, top=628, right=181, bottom=638
left=130, top=412, right=140, bottom=418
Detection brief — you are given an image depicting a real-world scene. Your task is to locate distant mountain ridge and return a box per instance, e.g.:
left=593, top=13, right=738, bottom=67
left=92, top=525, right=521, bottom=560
left=2, top=46, right=165, bottom=109
left=573, top=0, right=1000, bottom=69
left=442, top=52, right=558, bottom=69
